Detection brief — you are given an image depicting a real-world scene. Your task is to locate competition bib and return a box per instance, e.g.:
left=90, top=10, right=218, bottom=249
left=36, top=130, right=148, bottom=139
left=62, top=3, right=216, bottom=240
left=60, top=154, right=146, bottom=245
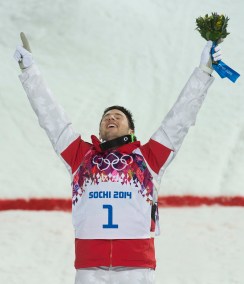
left=71, top=151, right=154, bottom=239
left=73, top=182, right=152, bottom=239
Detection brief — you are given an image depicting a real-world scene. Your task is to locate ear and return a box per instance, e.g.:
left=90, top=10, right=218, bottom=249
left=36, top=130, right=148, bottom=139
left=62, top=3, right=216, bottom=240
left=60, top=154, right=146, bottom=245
left=99, top=129, right=105, bottom=141
left=128, top=129, right=134, bottom=135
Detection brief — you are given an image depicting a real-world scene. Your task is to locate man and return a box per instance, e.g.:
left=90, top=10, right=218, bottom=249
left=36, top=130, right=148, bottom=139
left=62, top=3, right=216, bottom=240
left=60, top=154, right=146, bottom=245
left=14, top=32, right=222, bottom=284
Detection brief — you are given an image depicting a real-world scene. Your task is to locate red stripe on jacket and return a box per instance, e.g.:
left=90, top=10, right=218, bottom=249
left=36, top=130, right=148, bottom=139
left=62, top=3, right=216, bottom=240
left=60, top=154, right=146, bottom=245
left=140, top=139, right=172, bottom=174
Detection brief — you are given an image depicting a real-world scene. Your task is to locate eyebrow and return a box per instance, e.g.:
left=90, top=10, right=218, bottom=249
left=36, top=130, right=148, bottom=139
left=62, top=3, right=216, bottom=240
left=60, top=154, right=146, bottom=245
left=103, top=112, right=124, bottom=118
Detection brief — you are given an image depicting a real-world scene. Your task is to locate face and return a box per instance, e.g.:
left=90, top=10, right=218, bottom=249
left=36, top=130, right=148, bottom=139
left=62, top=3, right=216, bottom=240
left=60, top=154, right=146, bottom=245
left=99, top=109, right=134, bottom=141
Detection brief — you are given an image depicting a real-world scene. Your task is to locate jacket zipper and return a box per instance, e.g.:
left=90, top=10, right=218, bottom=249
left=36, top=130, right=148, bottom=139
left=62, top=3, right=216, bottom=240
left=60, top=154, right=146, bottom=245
left=110, top=240, right=113, bottom=267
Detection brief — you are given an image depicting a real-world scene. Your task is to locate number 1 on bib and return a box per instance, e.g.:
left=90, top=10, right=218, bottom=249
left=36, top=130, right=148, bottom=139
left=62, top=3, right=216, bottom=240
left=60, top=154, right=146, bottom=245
left=103, top=204, right=119, bottom=229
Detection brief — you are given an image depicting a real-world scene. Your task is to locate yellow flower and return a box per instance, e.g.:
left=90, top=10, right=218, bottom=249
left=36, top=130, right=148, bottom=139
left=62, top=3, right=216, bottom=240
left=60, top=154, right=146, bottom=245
left=216, top=20, right=222, bottom=29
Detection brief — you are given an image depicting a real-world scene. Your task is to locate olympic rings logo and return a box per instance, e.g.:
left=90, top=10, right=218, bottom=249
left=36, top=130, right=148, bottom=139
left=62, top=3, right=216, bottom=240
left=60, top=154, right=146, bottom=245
left=92, top=153, right=133, bottom=171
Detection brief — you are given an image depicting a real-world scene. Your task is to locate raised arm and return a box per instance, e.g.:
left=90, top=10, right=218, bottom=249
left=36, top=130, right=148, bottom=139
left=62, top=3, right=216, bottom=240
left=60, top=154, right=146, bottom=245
left=14, top=33, right=90, bottom=174
left=141, top=41, right=222, bottom=181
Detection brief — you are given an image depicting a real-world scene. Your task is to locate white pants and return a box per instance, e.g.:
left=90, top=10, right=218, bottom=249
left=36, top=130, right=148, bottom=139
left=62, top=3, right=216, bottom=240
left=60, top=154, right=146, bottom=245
left=75, top=267, right=155, bottom=284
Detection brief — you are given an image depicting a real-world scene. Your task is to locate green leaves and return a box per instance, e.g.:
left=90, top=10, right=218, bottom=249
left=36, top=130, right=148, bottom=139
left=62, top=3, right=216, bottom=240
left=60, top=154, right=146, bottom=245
left=196, top=12, right=230, bottom=42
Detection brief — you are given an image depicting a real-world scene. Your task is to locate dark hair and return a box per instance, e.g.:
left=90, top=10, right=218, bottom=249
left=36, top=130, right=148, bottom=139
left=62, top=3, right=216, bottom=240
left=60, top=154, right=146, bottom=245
left=101, top=105, right=135, bottom=130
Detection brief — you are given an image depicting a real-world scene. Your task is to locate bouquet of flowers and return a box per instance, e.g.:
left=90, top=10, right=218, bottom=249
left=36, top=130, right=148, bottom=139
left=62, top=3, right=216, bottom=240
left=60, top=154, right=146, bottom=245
left=195, top=12, right=240, bottom=83
left=196, top=13, right=229, bottom=42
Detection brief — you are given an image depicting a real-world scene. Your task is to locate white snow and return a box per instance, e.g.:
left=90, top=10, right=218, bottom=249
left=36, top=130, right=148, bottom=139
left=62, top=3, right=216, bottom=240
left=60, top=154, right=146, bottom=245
left=1, top=0, right=244, bottom=198
left=1, top=0, right=244, bottom=283
left=1, top=208, right=244, bottom=284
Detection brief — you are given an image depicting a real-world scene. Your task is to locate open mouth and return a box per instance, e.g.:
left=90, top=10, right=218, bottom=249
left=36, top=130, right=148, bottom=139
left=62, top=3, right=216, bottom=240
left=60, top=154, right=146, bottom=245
left=107, top=124, right=117, bottom=128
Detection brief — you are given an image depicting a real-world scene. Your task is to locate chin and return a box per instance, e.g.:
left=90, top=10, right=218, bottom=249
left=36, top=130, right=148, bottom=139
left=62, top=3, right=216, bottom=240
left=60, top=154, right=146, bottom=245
left=104, top=133, right=120, bottom=141
left=106, top=136, right=117, bottom=141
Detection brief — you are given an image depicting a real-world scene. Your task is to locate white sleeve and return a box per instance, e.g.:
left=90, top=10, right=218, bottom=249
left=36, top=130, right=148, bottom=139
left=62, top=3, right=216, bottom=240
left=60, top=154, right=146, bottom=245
left=152, top=67, right=214, bottom=167
left=19, top=64, right=79, bottom=155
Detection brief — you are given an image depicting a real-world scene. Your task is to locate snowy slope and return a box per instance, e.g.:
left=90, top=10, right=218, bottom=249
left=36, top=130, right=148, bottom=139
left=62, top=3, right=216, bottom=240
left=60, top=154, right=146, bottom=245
left=0, top=0, right=243, bottom=198
left=1, top=2, right=244, bottom=283
left=1, top=208, right=244, bottom=284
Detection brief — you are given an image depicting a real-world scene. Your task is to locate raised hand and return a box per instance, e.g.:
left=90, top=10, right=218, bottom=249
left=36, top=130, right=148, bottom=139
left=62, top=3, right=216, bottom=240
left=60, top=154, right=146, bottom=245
left=14, top=32, right=33, bottom=69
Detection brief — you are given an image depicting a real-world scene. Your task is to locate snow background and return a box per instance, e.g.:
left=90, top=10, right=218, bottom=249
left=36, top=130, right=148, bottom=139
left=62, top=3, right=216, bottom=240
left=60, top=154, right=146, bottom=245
left=0, top=0, right=244, bottom=283
left=1, top=208, right=244, bottom=284
left=1, top=0, right=244, bottom=198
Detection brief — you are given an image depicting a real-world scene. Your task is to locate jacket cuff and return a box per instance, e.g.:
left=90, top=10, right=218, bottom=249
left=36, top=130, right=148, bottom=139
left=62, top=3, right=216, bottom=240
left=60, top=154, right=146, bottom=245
left=199, top=64, right=213, bottom=75
left=19, top=64, right=40, bottom=83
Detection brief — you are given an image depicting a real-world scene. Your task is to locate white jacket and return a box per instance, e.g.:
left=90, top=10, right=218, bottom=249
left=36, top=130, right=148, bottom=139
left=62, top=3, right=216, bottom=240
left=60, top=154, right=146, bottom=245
left=19, top=65, right=214, bottom=268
